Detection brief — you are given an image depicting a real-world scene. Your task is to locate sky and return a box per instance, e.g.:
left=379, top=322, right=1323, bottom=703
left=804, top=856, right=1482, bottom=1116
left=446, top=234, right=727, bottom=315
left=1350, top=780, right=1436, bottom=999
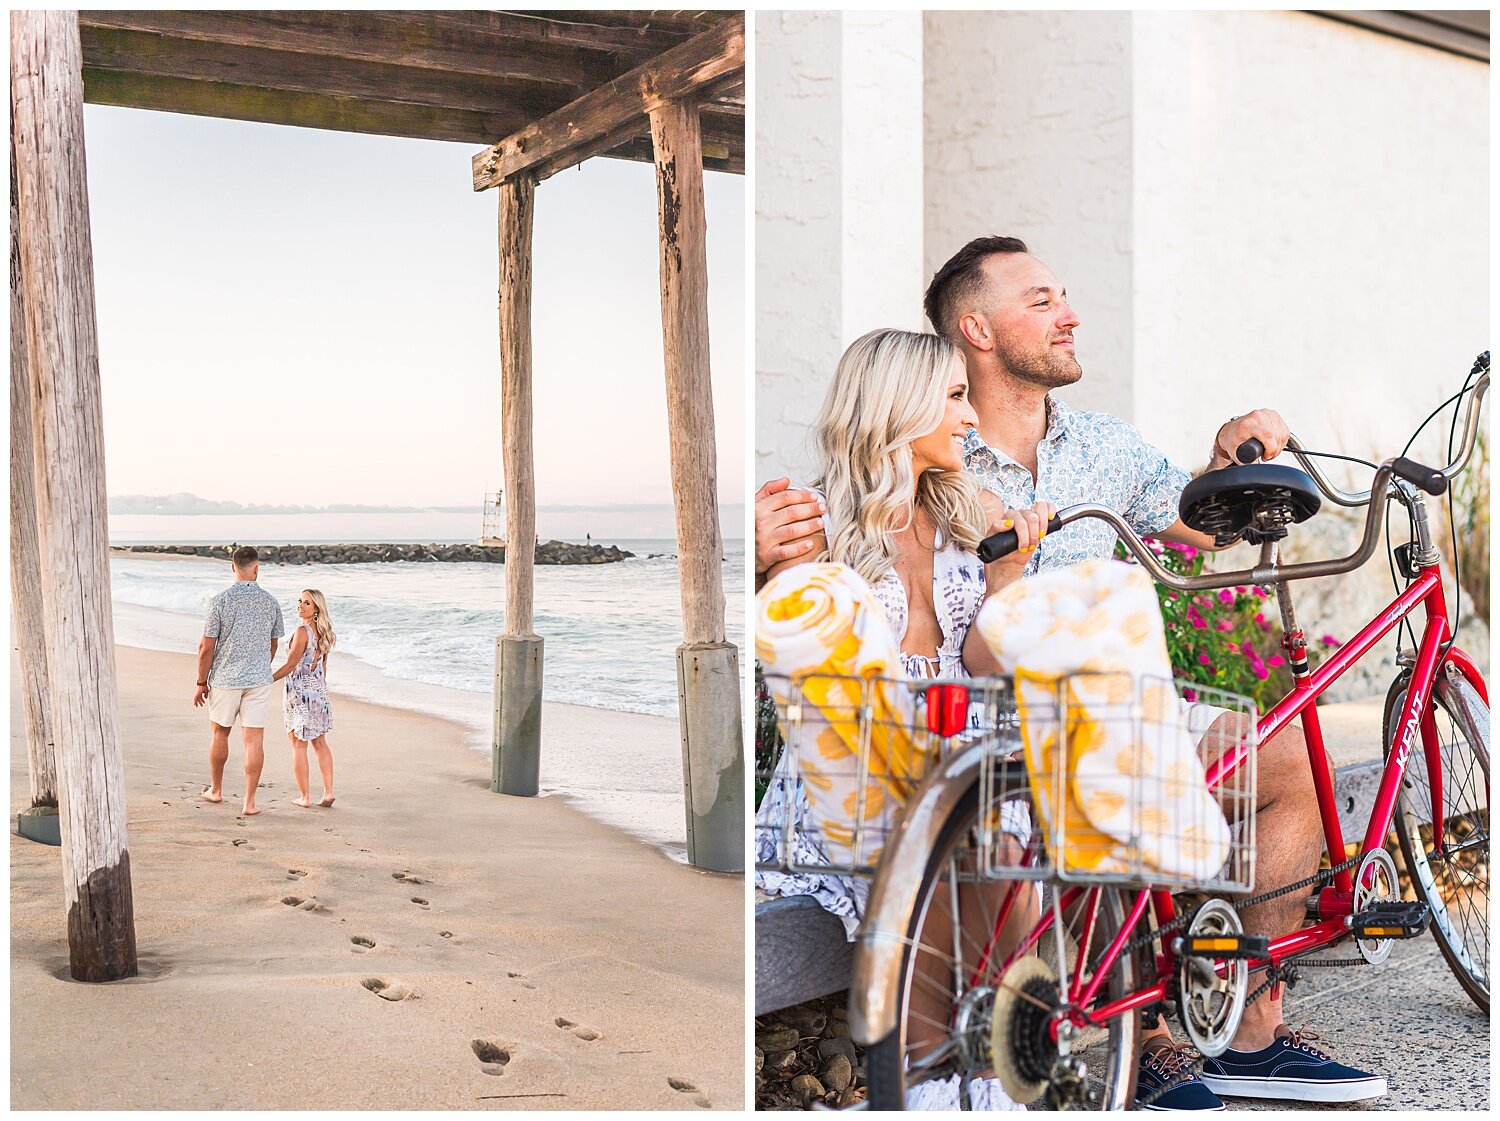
left=81, top=104, right=746, bottom=511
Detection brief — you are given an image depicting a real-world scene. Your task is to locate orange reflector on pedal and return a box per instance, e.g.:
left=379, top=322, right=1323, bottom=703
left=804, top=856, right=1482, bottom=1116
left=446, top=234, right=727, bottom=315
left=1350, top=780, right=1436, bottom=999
left=1187, top=938, right=1239, bottom=952
left=926, top=684, right=970, bottom=737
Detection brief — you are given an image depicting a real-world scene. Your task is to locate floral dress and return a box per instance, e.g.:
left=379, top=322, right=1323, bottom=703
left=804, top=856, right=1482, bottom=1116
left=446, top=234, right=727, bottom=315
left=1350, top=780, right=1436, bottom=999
left=755, top=535, right=987, bottom=939
left=283, top=621, right=332, bottom=741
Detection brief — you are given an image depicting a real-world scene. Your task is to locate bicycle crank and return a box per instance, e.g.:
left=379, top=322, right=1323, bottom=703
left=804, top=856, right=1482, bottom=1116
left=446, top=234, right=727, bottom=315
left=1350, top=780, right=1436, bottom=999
left=1349, top=849, right=1403, bottom=964
left=1175, top=899, right=1258, bottom=1057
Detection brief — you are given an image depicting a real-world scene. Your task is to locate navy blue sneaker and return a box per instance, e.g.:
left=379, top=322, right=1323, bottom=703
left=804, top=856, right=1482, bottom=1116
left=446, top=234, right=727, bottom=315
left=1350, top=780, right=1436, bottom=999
left=1135, top=1041, right=1226, bottom=1111
left=1200, top=1028, right=1387, bottom=1102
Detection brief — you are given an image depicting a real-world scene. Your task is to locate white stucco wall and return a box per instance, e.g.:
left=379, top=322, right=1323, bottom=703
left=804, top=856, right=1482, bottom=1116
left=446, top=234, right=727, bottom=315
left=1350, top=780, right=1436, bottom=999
left=754, top=10, right=924, bottom=488
left=924, top=10, right=1137, bottom=424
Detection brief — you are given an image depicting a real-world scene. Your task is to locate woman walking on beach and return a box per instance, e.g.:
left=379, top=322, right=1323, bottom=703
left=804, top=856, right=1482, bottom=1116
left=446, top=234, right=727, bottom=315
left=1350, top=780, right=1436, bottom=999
left=272, top=589, right=337, bottom=807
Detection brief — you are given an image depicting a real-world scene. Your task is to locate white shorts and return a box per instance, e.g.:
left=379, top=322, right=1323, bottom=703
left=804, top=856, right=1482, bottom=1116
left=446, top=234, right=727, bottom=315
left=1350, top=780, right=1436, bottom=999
left=207, top=683, right=273, bottom=729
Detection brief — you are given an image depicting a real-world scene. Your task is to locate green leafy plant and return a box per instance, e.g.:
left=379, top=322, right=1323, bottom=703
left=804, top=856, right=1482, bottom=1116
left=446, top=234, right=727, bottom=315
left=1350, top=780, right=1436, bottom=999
left=1113, top=538, right=1339, bottom=712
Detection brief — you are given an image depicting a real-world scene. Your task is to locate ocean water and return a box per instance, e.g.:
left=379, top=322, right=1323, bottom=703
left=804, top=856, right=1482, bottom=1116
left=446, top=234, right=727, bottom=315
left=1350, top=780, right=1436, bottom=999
left=108, top=531, right=746, bottom=857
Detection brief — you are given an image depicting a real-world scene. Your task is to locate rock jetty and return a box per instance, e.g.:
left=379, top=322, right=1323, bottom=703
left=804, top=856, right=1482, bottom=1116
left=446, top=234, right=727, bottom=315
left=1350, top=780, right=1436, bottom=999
left=111, top=541, right=633, bottom=565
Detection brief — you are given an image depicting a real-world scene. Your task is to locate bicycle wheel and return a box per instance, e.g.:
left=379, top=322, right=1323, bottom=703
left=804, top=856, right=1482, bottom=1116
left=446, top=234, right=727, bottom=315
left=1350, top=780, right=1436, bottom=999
left=1383, top=669, right=1489, bottom=1012
left=863, top=764, right=1142, bottom=1110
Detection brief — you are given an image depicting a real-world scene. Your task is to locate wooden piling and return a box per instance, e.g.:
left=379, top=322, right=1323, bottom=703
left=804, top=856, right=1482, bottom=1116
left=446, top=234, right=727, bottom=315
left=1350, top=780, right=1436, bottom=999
left=9, top=136, right=57, bottom=810
left=649, top=99, right=725, bottom=646
left=651, top=98, right=743, bottom=871
left=492, top=172, right=544, bottom=794
left=11, top=8, right=138, bottom=979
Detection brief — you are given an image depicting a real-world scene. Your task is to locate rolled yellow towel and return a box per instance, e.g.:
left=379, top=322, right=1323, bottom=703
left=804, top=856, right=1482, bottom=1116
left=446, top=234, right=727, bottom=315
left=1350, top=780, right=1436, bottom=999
left=977, top=559, right=1231, bottom=881
left=757, top=563, right=934, bottom=866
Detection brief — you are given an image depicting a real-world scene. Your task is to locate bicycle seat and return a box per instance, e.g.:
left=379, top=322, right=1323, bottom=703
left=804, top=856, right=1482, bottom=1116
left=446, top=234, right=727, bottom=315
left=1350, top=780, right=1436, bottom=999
left=1179, top=463, right=1321, bottom=546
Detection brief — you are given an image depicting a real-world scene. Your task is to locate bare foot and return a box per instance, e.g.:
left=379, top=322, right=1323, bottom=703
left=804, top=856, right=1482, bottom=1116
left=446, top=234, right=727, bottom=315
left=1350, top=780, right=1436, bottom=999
left=294, top=797, right=312, bottom=808
left=242, top=804, right=262, bottom=816
left=201, top=788, right=223, bottom=804
left=318, top=795, right=336, bottom=808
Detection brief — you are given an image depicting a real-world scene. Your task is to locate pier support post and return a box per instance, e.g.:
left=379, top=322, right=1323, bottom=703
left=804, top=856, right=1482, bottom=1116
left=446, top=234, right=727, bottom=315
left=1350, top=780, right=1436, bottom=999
left=12, top=9, right=138, bottom=979
left=492, top=173, right=544, bottom=794
left=651, top=98, right=744, bottom=872
left=493, top=635, right=544, bottom=796
left=10, top=137, right=58, bottom=820
left=677, top=642, right=743, bottom=871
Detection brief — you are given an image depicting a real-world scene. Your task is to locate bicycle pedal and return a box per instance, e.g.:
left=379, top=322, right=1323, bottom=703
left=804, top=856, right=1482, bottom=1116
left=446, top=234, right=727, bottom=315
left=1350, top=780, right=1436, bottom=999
left=1174, top=933, right=1271, bottom=959
left=1350, top=900, right=1430, bottom=940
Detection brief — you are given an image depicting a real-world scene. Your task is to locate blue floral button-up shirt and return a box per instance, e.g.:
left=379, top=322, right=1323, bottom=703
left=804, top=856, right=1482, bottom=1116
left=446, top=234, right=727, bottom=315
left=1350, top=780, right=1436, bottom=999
left=963, top=396, right=1190, bottom=576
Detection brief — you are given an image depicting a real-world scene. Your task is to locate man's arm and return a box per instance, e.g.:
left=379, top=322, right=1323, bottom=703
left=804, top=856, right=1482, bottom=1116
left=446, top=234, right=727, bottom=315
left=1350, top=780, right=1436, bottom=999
left=193, top=637, right=216, bottom=706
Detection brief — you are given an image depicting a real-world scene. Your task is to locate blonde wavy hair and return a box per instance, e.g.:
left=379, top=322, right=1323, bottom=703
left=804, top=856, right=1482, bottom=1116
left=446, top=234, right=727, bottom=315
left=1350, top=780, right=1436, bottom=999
left=300, top=589, right=337, bottom=668
left=814, top=328, right=987, bottom=585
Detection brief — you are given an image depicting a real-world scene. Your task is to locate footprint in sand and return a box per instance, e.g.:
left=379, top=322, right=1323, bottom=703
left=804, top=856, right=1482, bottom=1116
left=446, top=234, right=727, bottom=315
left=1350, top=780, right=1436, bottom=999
left=350, top=936, right=375, bottom=952
left=280, top=896, right=327, bottom=913
left=506, top=971, right=538, bottom=990
left=287, top=869, right=308, bottom=879
left=554, top=1017, right=602, bottom=1041
left=231, top=838, right=254, bottom=850
left=438, top=930, right=455, bottom=940
left=392, top=871, right=426, bottom=884
left=668, top=1078, right=712, bottom=1109
left=410, top=897, right=431, bottom=910
left=361, top=977, right=417, bottom=1001
left=471, top=1039, right=511, bottom=1075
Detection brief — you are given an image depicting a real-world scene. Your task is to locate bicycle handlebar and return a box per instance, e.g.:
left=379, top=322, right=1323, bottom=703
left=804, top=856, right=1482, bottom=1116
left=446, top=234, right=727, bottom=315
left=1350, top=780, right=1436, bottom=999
left=975, top=359, right=1489, bottom=588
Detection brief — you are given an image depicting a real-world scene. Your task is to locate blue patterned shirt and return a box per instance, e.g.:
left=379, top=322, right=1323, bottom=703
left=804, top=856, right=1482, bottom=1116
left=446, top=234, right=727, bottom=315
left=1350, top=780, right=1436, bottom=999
left=203, top=581, right=285, bottom=688
left=962, top=397, right=1190, bottom=576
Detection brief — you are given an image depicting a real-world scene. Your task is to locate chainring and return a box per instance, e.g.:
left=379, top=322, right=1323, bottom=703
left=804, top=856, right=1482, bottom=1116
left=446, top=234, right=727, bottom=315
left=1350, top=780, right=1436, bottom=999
left=1352, top=848, right=1401, bottom=965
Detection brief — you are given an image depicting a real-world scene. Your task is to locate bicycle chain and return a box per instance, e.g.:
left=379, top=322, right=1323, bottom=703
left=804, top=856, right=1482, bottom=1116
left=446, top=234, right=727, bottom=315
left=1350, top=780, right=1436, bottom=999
left=1130, top=851, right=1368, bottom=1108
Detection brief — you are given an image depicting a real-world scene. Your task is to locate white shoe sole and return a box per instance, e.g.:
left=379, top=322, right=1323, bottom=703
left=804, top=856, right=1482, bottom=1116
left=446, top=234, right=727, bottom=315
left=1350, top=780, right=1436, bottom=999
left=1138, top=1101, right=1226, bottom=1111
left=1199, top=1074, right=1388, bottom=1102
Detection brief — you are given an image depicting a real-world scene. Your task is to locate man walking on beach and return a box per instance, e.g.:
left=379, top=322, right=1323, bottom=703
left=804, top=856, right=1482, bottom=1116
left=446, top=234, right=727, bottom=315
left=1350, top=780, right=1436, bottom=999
left=193, top=545, right=283, bottom=815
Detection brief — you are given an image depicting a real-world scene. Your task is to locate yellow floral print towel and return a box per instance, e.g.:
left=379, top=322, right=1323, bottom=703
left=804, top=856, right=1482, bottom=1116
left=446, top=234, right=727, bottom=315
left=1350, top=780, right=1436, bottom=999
left=976, top=559, right=1230, bottom=880
left=757, top=563, right=935, bottom=867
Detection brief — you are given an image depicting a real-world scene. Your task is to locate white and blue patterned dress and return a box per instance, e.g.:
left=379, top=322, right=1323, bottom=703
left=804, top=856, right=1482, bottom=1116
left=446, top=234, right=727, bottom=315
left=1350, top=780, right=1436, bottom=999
left=282, top=622, right=333, bottom=741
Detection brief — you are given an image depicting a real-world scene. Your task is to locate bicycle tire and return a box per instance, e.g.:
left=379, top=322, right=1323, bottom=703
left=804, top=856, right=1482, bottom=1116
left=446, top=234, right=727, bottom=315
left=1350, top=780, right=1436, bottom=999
left=1382, top=669, right=1489, bottom=1012
left=862, top=766, right=1141, bottom=1110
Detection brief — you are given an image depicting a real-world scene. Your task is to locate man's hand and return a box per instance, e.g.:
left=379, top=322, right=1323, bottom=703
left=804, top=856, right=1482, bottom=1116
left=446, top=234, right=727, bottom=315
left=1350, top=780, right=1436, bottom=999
left=1211, top=409, right=1290, bottom=469
left=193, top=684, right=210, bottom=708
left=755, top=477, right=827, bottom=575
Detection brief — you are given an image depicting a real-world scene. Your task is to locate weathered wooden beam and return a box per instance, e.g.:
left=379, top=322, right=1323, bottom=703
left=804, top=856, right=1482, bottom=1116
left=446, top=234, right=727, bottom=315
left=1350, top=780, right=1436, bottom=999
left=499, top=177, right=537, bottom=637
left=81, top=68, right=534, bottom=146
left=422, top=10, right=704, bottom=56
left=78, top=10, right=635, bottom=90
left=80, top=69, right=745, bottom=170
left=79, top=25, right=585, bottom=116
left=11, top=8, right=138, bottom=982
left=473, top=15, right=743, bottom=190
left=9, top=138, right=57, bottom=810
left=650, top=99, right=725, bottom=644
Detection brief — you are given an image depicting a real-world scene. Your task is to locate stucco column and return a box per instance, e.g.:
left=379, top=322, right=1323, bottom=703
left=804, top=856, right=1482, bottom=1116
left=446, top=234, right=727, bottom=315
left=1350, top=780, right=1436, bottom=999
left=755, top=10, right=924, bottom=484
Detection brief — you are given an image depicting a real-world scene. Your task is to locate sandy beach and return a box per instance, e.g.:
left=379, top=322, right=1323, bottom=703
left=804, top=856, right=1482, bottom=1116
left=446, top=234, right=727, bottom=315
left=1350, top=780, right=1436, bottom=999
left=11, top=644, right=745, bottom=1110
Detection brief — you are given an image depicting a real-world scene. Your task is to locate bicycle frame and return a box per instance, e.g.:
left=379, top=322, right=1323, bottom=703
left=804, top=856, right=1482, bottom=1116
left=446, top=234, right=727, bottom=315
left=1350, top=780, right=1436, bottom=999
left=1038, top=556, right=1487, bottom=1034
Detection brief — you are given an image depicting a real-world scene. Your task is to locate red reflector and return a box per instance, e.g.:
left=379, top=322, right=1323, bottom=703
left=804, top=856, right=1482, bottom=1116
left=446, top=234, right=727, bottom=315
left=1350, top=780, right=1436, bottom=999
left=926, top=684, right=970, bottom=737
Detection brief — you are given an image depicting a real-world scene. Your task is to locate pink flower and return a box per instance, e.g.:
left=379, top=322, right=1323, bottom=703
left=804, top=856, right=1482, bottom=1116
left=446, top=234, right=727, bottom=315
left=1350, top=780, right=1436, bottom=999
left=1192, top=617, right=1207, bottom=630
left=1217, top=619, right=1233, bottom=632
left=1321, top=634, right=1342, bottom=647
left=1218, top=589, right=1235, bottom=605
left=1198, top=653, right=1213, bottom=666
left=1268, top=655, right=1285, bottom=667
left=1225, top=642, right=1238, bottom=654
left=1253, top=587, right=1269, bottom=599
left=1168, top=592, right=1178, bottom=600
left=1252, top=663, right=1270, bottom=681
left=1183, top=688, right=1199, bottom=702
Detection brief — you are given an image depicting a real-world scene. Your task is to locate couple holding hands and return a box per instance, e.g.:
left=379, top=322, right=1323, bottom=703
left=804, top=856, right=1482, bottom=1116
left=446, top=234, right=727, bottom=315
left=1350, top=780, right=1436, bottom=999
left=192, top=545, right=338, bottom=814
left=753, top=236, right=1386, bottom=1110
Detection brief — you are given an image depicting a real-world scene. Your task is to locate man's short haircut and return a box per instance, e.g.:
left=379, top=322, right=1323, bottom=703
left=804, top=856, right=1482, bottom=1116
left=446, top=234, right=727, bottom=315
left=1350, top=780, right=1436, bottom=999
left=231, top=545, right=259, bottom=569
left=923, top=235, right=1030, bottom=340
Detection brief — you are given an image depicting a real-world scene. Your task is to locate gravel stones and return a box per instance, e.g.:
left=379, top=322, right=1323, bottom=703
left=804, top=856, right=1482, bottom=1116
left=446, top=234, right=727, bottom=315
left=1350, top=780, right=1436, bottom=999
left=755, top=993, right=868, bottom=1110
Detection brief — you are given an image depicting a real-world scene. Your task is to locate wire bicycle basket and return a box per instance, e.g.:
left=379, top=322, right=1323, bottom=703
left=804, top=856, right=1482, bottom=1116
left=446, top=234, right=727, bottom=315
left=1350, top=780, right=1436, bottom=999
left=756, top=670, right=1257, bottom=895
